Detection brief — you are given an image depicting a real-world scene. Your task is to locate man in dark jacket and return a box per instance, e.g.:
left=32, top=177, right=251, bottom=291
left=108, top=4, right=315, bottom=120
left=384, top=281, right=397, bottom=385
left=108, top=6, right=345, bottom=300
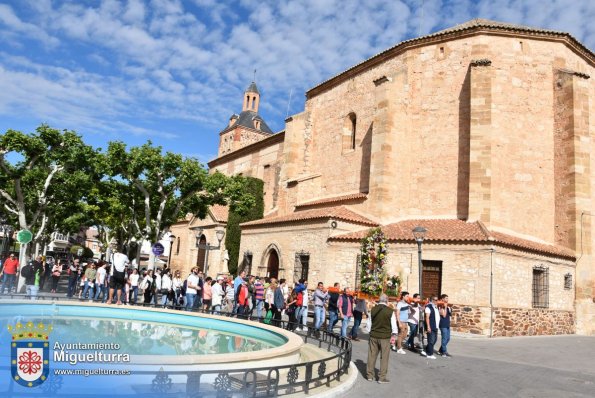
left=326, top=282, right=341, bottom=333
left=366, top=294, right=398, bottom=383
left=22, top=256, right=44, bottom=300
left=273, top=279, right=286, bottom=327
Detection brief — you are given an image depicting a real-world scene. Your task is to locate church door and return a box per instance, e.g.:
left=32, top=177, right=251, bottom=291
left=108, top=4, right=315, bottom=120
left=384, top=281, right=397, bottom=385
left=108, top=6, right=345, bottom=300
left=267, top=250, right=279, bottom=279
left=422, top=260, right=442, bottom=299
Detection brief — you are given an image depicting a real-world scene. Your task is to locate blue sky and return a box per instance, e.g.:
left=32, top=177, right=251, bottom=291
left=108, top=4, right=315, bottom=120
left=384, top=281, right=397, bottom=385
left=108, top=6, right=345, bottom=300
left=1, top=0, right=594, bottom=165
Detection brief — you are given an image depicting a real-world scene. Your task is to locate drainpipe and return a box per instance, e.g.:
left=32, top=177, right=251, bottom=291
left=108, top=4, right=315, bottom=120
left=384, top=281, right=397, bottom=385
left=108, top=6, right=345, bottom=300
left=489, top=246, right=494, bottom=338
left=408, top=252, right=413, bottom=291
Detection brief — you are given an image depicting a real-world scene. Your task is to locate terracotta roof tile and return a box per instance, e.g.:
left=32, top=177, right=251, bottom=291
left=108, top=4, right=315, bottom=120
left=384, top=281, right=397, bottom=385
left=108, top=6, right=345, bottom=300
left=241, top=206, right=378, bottom=228
left=209, top=205, right=229, bottom=223
left=330, top=219, right=575, bottom=260
left=488, top=231, right=575, bottom=259
left=295, top=193, right=368, bottom=209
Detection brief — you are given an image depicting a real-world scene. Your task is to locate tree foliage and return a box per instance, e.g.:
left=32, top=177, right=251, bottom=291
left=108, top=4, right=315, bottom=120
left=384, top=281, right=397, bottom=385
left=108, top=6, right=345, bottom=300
left=0, top=125, right=98, bottom=252
left=0, top=125, right=256, bottom=265
left=225, top=177, right=264, bottom=275
left=102, top=141, right=255, bottom=244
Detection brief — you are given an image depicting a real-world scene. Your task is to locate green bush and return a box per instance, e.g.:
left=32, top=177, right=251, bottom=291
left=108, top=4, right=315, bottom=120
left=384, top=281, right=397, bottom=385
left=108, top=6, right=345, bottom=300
left=225, top=177, right=263, bottom=275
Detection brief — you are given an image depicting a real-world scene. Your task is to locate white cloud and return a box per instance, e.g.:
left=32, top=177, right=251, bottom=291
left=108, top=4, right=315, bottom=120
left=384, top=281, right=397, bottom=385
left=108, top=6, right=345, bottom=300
left=0, top=3, right=59, bottom=46
left=0, top=0, right=593, bottom=149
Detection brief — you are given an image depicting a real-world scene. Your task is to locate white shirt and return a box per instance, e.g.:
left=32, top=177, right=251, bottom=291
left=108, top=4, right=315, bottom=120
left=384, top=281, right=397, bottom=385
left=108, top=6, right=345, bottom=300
left=425, top=303, right=440, bottom=330
left=282, top=285, right=289, bottom=300
left=265, top=287, right=274, bottom=304
left=302, top=290, right=309, bottom=307
left=211, top=282, right=224, bottom=306
left=155, top=273, right=162, bottom=290
left=96, top=267, right=106, bottom=284
left=186, top=274, right=199, bottom=295
left=172, top=277, right=183, bottom=290
left=408, top=304, right=420, bottom=324
left=129, top=273, right=139, bottom=287
left=161, top=275, right=172, bottom=290
left=111, top=252, right=129, bottom=273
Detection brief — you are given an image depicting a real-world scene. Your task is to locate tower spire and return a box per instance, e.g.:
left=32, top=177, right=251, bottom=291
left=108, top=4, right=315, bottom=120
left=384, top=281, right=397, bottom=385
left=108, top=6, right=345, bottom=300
left=243, top=80, right=260, bottom=112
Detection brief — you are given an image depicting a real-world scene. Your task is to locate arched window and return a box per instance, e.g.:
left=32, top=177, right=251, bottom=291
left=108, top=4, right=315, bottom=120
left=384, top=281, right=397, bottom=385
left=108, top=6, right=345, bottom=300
left=176, top=237, right=180, bottom=255
left=342, top=112, right=357, bottom=151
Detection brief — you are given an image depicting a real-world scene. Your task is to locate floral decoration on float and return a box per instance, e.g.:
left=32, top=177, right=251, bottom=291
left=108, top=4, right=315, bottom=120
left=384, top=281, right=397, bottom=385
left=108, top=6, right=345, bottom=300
left=358, top=227, right=401, bottom=299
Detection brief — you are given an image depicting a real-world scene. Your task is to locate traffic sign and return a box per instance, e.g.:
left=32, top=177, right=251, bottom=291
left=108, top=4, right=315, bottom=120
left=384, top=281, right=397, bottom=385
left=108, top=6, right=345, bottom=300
left=151, top=243, right=165, bottom=256
left=16, top=229, right=32, bottom=244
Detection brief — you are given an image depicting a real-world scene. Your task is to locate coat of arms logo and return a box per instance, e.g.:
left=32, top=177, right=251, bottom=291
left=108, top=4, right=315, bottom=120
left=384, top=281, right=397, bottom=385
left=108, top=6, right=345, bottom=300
left=8, top=321, right=52, bottom=388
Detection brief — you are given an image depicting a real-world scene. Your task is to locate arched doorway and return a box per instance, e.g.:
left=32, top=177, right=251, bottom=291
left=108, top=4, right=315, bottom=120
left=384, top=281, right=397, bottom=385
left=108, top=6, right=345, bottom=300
left=196, top=235, right=206, bottom=272
left=267, top=250, right=279, bottom=279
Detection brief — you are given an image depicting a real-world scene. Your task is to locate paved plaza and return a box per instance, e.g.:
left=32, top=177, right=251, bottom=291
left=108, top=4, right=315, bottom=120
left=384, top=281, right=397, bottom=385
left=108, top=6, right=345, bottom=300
left=343, top=333, right=595, bottom=398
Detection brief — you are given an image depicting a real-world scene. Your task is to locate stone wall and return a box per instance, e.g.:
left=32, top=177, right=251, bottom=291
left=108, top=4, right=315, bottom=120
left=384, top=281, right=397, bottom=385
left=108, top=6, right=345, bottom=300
left=210, top=136, right=284, bottom=214
left=207, top=27, right=595, bottom=334
left=491, top=307, right=575, bottom=336
left=452, top=304, right=575, bottom=336
left=451, top=304, right=491, bottom=335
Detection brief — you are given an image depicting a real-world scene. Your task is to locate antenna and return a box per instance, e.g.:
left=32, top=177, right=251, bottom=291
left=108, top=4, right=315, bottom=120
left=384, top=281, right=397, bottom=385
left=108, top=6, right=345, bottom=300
left=286, top=88, right=293, bottom=119
left=253, top=69, right=256, bottom=82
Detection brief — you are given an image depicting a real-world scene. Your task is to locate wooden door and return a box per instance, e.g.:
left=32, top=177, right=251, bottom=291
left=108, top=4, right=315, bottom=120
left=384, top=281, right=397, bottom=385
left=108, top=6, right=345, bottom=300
left=267, top=250, right=279, bottom=279
left=422, top=260, right=442, bottom=299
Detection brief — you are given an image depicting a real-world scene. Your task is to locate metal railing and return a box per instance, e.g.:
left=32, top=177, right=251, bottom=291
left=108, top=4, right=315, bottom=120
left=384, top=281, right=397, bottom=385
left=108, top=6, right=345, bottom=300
left=0, top=294, right=352, bottom=397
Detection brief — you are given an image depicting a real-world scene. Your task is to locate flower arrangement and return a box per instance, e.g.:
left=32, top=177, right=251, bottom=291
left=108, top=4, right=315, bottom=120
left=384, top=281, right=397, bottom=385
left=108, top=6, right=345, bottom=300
left=385, top=274, right=402, bottom=297
left=359, top=227, right=389, bottom=296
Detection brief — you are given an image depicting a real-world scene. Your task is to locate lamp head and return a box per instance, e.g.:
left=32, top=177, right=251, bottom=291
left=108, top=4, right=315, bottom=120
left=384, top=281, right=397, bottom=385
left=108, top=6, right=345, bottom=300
left=169, top=234, right=176, bottom=244
left=216, top=229, right=225, bottom=243
left=412, top=226, right=427, bottom=243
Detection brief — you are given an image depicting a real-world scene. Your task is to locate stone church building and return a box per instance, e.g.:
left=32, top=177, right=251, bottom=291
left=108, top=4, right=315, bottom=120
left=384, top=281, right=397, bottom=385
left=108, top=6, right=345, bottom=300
left=170, top=19, right=594, bottom=336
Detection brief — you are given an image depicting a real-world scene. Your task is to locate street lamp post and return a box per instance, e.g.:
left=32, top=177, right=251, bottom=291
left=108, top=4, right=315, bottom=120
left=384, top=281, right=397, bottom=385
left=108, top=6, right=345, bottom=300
left=412, top=226, right=427, bottom=355
left=194, top=227, right=225, bottom=276
left=167, top=234, right=176, bottom=269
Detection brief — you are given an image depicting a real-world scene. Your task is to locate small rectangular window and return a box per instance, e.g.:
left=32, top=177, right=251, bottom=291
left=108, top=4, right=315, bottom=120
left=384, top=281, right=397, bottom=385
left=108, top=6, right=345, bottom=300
left=532, top=266, right=549, bottom=308
left=564, top=273, right=572, bottom=290
left=293, top=251, right=310, bottom=283
left=243, top=251, right=253, bottom=276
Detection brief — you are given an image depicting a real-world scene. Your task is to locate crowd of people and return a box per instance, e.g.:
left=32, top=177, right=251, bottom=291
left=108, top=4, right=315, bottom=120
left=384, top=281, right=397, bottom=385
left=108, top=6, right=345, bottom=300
left=366, top=291, right=452, bottom=383
left=1, top=251, right=454, bottom=385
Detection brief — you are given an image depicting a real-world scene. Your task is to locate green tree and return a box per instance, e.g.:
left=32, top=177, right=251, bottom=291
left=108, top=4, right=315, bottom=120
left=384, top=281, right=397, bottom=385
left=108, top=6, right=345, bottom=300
left=103, top=141, right=254, bottom=265
left=0, top=125, right=97, bottom=253
left=225, top=177, right=264, bottom=275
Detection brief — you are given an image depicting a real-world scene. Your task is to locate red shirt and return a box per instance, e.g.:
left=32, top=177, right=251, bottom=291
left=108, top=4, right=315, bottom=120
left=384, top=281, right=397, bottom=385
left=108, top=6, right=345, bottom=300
left=3, top=258, right=19, bottom=274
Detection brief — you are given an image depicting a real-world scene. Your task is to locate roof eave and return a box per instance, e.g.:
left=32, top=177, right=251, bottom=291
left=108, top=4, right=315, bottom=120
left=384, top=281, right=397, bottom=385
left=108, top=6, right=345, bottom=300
left=328, top=236, right=575, bottom=260
left=208, top=131, right=285, bottom=169
left=306, top=27, right=594, bottom=100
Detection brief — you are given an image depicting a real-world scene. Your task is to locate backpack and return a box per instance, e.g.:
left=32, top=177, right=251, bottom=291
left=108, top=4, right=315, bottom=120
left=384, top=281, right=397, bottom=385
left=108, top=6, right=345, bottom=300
left=21, top=264, right=32, bottom=279
left=181, top=279, right=187, bottom=296
left=264, top=309, right=273, bottom=324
